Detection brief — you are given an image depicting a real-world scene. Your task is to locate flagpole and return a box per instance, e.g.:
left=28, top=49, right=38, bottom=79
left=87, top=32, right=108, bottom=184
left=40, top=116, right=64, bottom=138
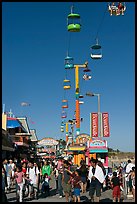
left=2, top=104, right=5, bottom=114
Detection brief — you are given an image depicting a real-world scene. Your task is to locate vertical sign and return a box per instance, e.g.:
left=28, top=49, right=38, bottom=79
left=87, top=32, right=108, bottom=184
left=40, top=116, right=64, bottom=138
left=102, top=112, right=110, bottom=137
left=91, top=113, right=98, bottom=137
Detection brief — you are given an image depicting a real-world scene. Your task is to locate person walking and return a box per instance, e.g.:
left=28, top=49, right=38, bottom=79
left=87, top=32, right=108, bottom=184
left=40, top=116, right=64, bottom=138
left=51, top=164, right=59, bottom=192
left=42, top=160, right=52, bottom=177
left=88, top=158, right=105, bottom=202
left=62, top=160, right=72, bottom=202
left=57, top=166, right=64, bottom=198
left=131, top=167, right=135, bottom=200
left=14, top=165, right=25, bottom=202
left=3, top=159, right=12, bottom=192
left=125, top=159, right=135, bottom=194
left=111, top=171, right=121, bottom=202
left=9, top=159, right=16, bottom=187
left=79, top=163, right=88, bottom=193
left=2, top=165, right=8, bottom=202
left=26, top=161, right=40, bottom=200
left=65, top=168, right=82, bottom=202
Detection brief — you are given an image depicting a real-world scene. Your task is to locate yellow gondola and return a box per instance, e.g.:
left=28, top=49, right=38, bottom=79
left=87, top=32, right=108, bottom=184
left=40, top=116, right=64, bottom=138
left=63, top=79, right=71, bottom=90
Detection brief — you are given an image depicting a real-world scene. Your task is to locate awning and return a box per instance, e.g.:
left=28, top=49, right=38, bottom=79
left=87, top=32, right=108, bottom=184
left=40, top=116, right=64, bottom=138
left=7, top=117, right=27, bottom=132
left=89, top=148, right=108, bottom=153
left=68, top=146, right=86, bottom=151
left=7, top=118, right=22, bottom=128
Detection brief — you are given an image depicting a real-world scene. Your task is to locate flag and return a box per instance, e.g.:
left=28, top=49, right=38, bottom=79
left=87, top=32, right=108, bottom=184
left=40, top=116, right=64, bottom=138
left=91, top=113, right=98, bottom=137
left=21, top=102, right=30, bottom=106
left=102, top=112, right=110, bottom=137
left=28, top=117, right=35, bottom=124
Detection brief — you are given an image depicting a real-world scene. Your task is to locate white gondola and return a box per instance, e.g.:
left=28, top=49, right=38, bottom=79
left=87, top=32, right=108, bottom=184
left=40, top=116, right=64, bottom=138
left=91, top=39, right=102, bottom=59
left=83, top=74, right=92, bottom=80
left=79, top=101, right=84, bottom=104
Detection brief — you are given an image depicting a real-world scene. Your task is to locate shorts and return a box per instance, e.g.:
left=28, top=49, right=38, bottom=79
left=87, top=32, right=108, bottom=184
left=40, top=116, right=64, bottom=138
left=113, top=186, right=121, bottom=198
left=74, top=188, right=80, bottom=196
left=12, top=171, right=15, bottom=177
left=62, top=182, right=71, bottom=193
left=81, top=176, right=87, bottom=183
left=89, top=179, right=102, bottom=197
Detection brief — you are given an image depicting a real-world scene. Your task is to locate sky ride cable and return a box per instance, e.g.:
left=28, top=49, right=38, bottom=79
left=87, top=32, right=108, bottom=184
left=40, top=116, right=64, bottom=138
left=94, top=3, right=108, bottom=42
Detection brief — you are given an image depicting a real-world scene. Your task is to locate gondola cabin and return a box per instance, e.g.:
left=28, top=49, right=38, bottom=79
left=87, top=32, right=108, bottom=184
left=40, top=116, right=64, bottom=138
left=61, top=122, right=64, bottom=132
left=63, top=79, right=71, bottom=90
left=67, top=13, right=81, bottom=32
left=91, top=44, right=102, bottom=59
left=61, top=126, right=64, bottom=132
left=83, top=68, right=91, bottom=72
left=61, top=110, right=67, bottom=118
left=65, top=56, right=74, bottom=69
left=79, top=95, right=84, bottom=99
left=79, top=95, right=84, bottom=104
left=108, top=2, right=126, bottom=16
left=79, top=101, right=84, bottom=104
left=62, top=100, right=68, bottom=108
left=83, top=73, right=92, bottom=80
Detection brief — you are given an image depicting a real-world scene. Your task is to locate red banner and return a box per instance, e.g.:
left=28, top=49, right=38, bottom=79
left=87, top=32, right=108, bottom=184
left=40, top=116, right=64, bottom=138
left=91, top=113, right=98, bottom=137
left=102, top=113, right=110, bottom=137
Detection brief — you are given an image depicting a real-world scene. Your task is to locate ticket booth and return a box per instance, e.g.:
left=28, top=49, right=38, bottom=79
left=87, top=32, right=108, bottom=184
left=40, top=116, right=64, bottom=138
left=87, top=138, right=108, bottom=173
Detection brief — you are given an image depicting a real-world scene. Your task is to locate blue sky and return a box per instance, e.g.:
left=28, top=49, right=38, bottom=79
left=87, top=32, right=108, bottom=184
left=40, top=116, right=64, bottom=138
left=2, top=2, right=135, bottom=152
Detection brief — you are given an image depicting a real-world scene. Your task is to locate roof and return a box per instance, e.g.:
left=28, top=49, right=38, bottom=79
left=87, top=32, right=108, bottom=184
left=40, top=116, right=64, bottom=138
left=30, top=129, right=38, bottom=141
left=7, top=117, right=27, bottom=133
left=16, top=117, right=30, bottom=134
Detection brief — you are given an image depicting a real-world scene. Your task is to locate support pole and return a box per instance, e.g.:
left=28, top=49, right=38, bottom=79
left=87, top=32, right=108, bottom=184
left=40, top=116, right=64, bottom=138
left=75, top=65, right=80, bottom=136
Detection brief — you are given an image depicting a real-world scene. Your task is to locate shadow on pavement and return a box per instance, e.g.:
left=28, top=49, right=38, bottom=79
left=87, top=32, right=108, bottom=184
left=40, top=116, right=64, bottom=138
left=7, top=197, right=17, bottom=202
left=49, top=188, right=57, bottom=196
left=100, top=198, right=113, bottom=202
left=80, top=195, right=90, bottom=202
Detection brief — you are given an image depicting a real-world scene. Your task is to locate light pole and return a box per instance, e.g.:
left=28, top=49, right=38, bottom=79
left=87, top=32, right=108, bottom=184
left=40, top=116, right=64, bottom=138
left=86, top=92, right=102, bottom=137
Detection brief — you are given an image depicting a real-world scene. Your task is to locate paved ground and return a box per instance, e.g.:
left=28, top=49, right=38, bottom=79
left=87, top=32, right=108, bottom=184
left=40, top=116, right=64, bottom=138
left=6, top=175, right=135, bottom=202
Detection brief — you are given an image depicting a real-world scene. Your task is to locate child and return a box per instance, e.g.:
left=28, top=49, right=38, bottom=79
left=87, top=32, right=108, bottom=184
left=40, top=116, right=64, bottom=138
left=65, top=168, right=81, bottom=202
left=72, top=170, right=81, bottom=202
left=14, top=165, right=25, bottom=202
left=41, top=173, right=50, bottom=197
left=111, top=171, right=121, bottom=202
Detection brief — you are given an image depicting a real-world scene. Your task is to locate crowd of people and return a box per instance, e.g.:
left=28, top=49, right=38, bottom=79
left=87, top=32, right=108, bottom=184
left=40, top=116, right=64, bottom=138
left=2, top=156, right=135, bottom=202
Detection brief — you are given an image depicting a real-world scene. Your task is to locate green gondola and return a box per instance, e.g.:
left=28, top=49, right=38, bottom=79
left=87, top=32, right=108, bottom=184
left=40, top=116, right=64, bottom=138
left=67, top=6, right=81, bottom=32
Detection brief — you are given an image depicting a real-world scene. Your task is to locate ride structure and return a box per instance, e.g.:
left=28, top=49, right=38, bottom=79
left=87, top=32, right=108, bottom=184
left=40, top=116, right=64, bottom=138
left=60, top=3, right=115, bottom=168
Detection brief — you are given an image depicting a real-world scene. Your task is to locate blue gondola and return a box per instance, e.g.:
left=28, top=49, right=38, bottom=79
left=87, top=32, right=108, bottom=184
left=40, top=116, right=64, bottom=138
left=65, top=56, right=74, bottom=69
